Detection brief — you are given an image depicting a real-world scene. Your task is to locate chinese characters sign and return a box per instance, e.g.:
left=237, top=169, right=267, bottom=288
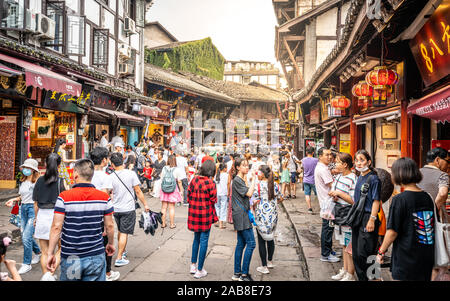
left=410, top=0, right=450, bottom=86
left=43, top=87, right=93, bottom=114
left=92, top=92, right=119, bottom=110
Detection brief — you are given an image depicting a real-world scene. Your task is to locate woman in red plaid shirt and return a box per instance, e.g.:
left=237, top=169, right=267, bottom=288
left=187, top=159, right=218, bottom=279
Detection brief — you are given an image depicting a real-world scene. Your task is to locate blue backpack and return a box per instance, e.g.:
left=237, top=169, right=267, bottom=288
left=161, top=166, right=176, bottom=193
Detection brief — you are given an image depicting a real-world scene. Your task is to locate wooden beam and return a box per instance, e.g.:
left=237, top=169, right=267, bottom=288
left=283, top=36, right=304, bottom=86
left=292, top=41, right=301, bottom=56
left=280, top=63, right=292, bottom=90
left=284, top=35, right=305, bottom=41
left=281, top=8, right=291, bottom=21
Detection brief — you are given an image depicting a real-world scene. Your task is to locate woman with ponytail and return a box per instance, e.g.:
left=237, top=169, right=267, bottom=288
left=352, top=150, right=382, bottom=281
left=0, top=237, right=21, bottom=281
left=252, top=165, right=284, bottom=275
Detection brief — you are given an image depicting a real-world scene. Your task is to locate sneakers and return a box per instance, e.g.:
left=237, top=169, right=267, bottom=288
left=231, top=273, right=241, bottom=281
left=114, top=258, right=130, bottom=267
left=340, top=272, right=355, bottom=281
left=190, top=264, right=197, bottom=274
left=18, top=264, right=32, bottom=274
left=122, top=251, right=128, bottom=260
left=31, top=253, right=41, bottom=265
left=331, top=268, right=346, bottom=280
left=256, top=266, right=270, bottom=274
left=194, top=269, right=207, bottom=279
left=106, top=270, right=121, bottom=281
left=40, top=272, right=57, bottom=281
left=183, top=202, right=189, bottom=206
left=239, top=274, right=254, bottom=281
left=267, top=261, right=275, bottom=269
left=320, top=254, right=340, bottom=263
left=331, top=250, right=342, bottom=257
left=308, top=208, right=313, bottom=214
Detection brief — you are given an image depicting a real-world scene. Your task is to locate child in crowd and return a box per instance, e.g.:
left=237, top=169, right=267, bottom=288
left=0, top=237, right=21, bottom=281
left=142, top=161, right=153, bottom=191
left=188, top=160, right=196, bottom=183
left=215, top=163, right=229, bottom=229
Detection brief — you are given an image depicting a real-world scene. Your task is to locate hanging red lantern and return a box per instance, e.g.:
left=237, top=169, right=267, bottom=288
left=330, top=95, right=351, bottom=109
left=365, top=66, right=398, bottom=87
left=352, top=81, right=373, bottom=108
left=365, top=66, right=397, bottom=107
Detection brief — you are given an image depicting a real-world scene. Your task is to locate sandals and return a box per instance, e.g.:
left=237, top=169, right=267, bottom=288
left=170, top=224, right=176, bottom=229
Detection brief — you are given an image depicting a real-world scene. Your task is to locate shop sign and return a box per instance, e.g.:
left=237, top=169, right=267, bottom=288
left=59, top=125, right=69, bottom=135
left=92, top=92, right=119, bottom=110
left=66, top=133, right=75, bottom=145
left=175, top=103, right=190, bottom=119
left=43, top=87, right=93, bottom=114
left=2, top=98, right=12, bottom=108
left=339, top=141, right=350, bottom=154
left=409, top=0, right=450, bottom=86
left=154, top=101, right=172, bottom=121
left=0, top=75, right=33, bottom=97
left=310, top=104, right=320, bottom=124
left=209, top=111, right=225, bottom=120
left=331, top=136, right=337, bottom=145
left=431, top=139, right=450, bottom=150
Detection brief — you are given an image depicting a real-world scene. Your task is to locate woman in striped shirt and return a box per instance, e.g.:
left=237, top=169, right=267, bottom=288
left=328, top=152, right=357, bottom=281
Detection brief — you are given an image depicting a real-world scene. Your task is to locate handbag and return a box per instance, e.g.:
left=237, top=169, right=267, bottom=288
left=434, top=201, right=450, bottom=267
left=331, top=175, right=352, bottom=225
left=344, top=175, right=373, bottom=228
left=9, top=201, right=21, bottom=228
left=112, top=171, right=141, bottom=210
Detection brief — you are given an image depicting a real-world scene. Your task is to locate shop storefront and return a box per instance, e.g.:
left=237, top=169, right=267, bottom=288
left=147, top=100, right=172, bottom=147
left=407, top=1, right=450, bottom=166
left=0, top=53, right=82, bottom=187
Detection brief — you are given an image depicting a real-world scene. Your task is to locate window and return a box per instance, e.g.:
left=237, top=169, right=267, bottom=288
left=92, top=28, right=109, bottom=69
left=67, top=15, right=85, bottom=56
left=45, top=1, right=66, bottom=53
left=0, top=0, right=25, bottom=30
left=135, top=0, right=145, bottom=27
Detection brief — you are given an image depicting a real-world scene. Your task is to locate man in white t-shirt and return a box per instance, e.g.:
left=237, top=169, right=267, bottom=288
left=104, top=153, right=149, bottom=268
left=195, top=148, right=206, bottom=170
left=100, top=130, right=109, bottom=149
left=176, top=152, right=189, bottom=206
left=314, top=147, right=339, bottom=263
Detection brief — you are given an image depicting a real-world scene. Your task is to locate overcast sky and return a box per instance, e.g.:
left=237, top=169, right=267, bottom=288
left=146, top=0, right=278, bottom=64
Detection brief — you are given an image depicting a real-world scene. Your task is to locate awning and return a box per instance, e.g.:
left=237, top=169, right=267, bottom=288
left=139, top=105, right=161, bottom=117
left=353, top=107, right=401, bottom=123
left=0, top=63, right=22, bottom=77
left=150, top=120, right=171, bottom=126
left=91, top=107, right=144, bottom=123
left=0, top=53, right=82, bottom=96
left=407, top=85, right=450, bottom=123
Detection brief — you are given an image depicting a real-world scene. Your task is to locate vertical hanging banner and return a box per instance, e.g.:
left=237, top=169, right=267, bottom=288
left=0, top=116, right=17, bottom=181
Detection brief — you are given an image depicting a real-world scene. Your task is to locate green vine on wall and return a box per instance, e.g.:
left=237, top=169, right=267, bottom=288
left=145, top=38, right=225, bottom=80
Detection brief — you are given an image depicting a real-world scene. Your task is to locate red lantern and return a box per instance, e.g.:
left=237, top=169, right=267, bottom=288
left=352, top=81, right=373, bottom=108
left=366, top=66, right=398, bottom=87
left=330, top=96, right=351, bottom=109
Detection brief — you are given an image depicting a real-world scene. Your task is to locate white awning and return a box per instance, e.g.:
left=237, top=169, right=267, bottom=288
left=352, top=108, right=400, bottom=123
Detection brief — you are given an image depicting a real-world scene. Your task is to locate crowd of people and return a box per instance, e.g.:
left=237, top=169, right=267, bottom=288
left=1, top=130, right=449, bottom=282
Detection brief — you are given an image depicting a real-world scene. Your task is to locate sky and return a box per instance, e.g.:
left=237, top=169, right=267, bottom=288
left=146, top=0, right=279, bottom=64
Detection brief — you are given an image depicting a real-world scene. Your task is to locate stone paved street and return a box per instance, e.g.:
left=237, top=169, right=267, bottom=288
left=2, top=190, right=307, bottom=281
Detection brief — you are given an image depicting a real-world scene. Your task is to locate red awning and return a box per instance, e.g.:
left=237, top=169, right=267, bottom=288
left=0, top=63, right=22, bottom=77
left=91, top=107, right=144, bottom=123
left=0, top=53, right=82, bottom=96
left=407, top=85, right=450, bottom=123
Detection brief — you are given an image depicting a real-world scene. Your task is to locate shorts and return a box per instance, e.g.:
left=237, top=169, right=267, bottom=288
left=113, top=211, right=136, bottom=235
left=290, top=172, right=297, bottom=183
left=303, top=183, right=317, bottom=196
left=334, top=226, right=352, bottom=247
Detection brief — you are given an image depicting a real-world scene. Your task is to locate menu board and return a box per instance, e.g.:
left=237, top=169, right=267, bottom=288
left=0, top=116, right=17, bottom=181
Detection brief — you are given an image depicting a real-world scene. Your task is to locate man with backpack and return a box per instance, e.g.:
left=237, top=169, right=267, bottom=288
left=104, top=153, right=150, bottom=267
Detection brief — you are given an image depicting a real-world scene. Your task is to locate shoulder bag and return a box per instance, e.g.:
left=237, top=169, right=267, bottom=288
left=343, top=175, right=373, bottom=228
left=113, top=170, right=141, bottom=210
left=332, top=175, right=353, bottom=226
left=434, top=199, right=450, bottom=267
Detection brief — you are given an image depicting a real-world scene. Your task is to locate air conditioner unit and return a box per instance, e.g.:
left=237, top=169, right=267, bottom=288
left=124, top=17, right=136, bottom=35
left=118, top=63, right=131, bottom=75
left=36, top=13, right=55, bottom=40
left=24, top=9, right=37, bottom=32
left=118, top=43, right=131, bottom=60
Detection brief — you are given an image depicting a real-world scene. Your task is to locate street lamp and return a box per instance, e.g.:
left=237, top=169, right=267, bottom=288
left=131, top=100, right=142, bottom=112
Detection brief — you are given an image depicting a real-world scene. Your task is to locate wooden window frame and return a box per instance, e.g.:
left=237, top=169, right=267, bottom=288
left=92, top=28, right=109, bottom=70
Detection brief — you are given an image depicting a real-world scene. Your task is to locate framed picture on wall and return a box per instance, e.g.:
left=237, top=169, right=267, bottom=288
left=381, top=123, right=397, bottom=139
left=387, top=155, right=400, bottom=168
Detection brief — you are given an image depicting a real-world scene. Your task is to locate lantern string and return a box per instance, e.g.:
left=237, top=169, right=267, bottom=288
left=380, top=31, right=384, bottom=66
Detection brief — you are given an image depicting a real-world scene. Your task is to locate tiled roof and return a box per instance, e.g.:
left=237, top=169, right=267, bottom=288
left=179, top=71, right=288, bottom=103
left=144, top=64, right=240, bottom=105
